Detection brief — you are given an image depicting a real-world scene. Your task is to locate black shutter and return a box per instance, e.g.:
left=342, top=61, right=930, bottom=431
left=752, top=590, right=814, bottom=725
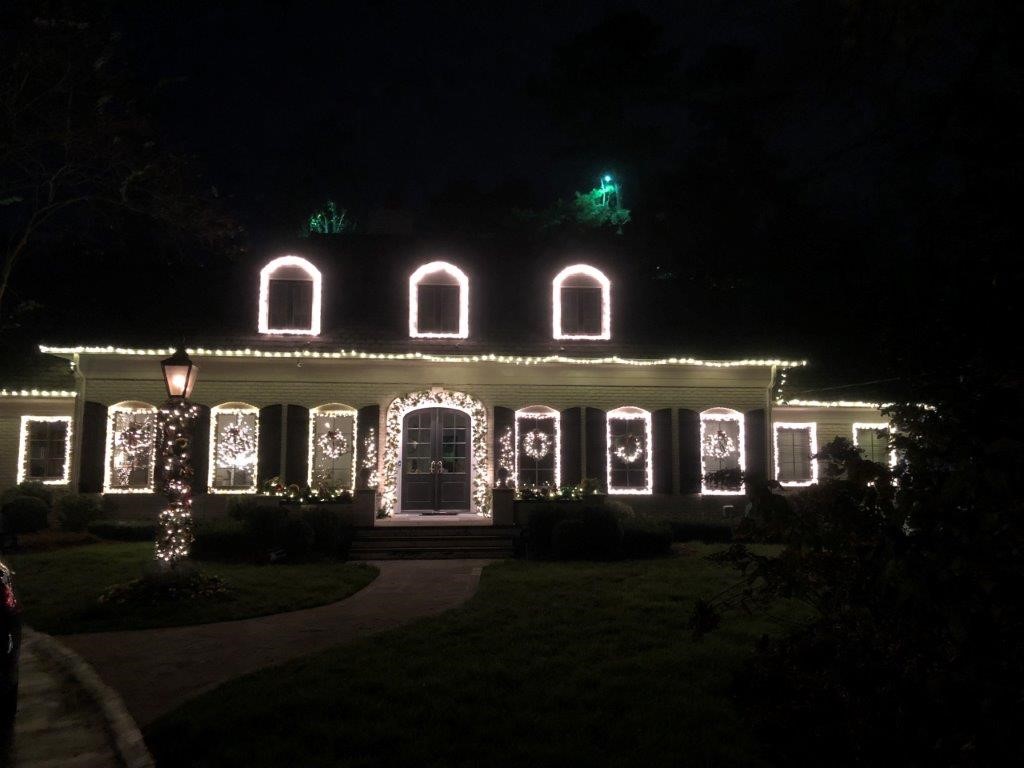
left=493, top=406, right=515, bottom=487
left=356, top=404, right=380, bottom=489
left=285, top=405, right=310, bottom=486
left=585, top=408, right=607, bottom=489
left=744, top=408, right=767, bottom=484
left=191, top=404, right=211, bottom=494
left=257, top=405, right=283, bottom=487
left=559, top=407, right=581, bottom=486
left=652, top=408, right=673, bottom=494
left=678, top=409, right=701, bottom=494
left=78, top=401, right=107, bottom=493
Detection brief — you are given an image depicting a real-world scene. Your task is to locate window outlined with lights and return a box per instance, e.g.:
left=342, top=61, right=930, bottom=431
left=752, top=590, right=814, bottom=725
left=208, top=403, right=260, bottom=493
left=853, top=422, right=896, bottom=467
left=408, top=261, right=469, bottom=338
left=514, top=406, right=560, bottom=490
left=258, top=256, right=322, bottom=336
left=700, top=407, right=745, bottom=494
left=552, top=264, right=611, bottom=340
left=773, top=422, right=818, bottom=487
left=308, top=404, right=358, bottom=490
left=18, top=415, right=72, bottom=485
left=103, top=402, right=158, bottom=493
left=606, top=406, right=652, bottom=494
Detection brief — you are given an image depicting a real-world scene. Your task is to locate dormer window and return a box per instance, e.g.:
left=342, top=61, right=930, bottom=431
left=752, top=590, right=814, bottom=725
left=552, top=264, right=611, bottom=340
left=258, top=256, right=322, bottom=335
left=409, top=261, right=469, bottom=338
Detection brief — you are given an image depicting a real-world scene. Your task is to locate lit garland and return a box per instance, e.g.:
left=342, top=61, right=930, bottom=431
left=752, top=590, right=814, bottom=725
left=699, top=409, right=746, bottom=495
left=514, top=407, right=561, bottom=489
left=156, top=401, right=200, bottom=565
left=258, top=255, right=322, bottom=336
left=773, top=421, right=819, bottom=487
left=362, top=426, right=379, bottom=488
left=40, top=344, right=806, bottom=369
left=382, top=389, right=489, bottom=516
left=497, top=425, right=515, bottom=488
left=605, top=407, right=652, bottom=495
left=613, top=433, right=644, bottom=464
left=16, top=415, right=73, bottom=485
left=208, top=406, right=259, bottom=493
left=521, top=430, right=551, bottom=460
left=307, top=408, right=358, bottom=490
left=103, top=405, right=157, bottom=493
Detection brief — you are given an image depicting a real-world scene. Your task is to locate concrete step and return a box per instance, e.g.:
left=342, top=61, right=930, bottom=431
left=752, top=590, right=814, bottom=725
left=351, top=535, right=512, bottom=549
left=357, top=526, right=515, bottom=538
left=348, top=545, right=513, bottom=560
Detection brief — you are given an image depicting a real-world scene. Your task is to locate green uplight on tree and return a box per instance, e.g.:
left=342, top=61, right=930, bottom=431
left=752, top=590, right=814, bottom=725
left=301, top=200, right=354, bottom=236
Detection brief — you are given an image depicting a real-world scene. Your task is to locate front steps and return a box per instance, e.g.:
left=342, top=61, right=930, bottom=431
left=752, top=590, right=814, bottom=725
left=349, top=525, right=516, bottom=560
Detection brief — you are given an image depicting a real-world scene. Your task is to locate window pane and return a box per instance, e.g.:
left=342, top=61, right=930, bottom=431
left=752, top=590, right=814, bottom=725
left=268, top=279, right=313, bottom=329
left=417, top=284, right=459, bottom=333
left=777, top=428, right=812, bottom=483
left=560, top=286, right=602, bottom=335
left=609, top=417, right=649, bottom=490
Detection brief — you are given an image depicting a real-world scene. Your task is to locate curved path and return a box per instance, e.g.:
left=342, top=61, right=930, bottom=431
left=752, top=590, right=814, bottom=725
left=62, top=559, right=488, bottom=727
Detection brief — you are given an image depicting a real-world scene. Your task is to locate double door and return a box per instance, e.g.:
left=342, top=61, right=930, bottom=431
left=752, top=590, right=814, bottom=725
left=401, top=407, right=470, bottom=512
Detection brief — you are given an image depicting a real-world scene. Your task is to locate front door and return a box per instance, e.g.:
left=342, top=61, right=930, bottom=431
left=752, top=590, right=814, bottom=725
left=401, top=407, right=471, bottom=512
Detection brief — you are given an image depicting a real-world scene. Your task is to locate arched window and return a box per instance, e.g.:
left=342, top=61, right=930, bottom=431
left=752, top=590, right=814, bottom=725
left=553, top=264, right=611, bottom=340
left=606, top=406, right=652, bottom=494
left=515, top=406, right=560, bottom=490
left=104, top=401, right=158, bottom=493
left=700, top=407, right=746, bottom=494
left=409, top=261, right=469, bottom=338
left=258, top=255, right=322, bottom=335
left=209, top=403, right=259, bottom=493
left=309, top=404, right=358, bottom=490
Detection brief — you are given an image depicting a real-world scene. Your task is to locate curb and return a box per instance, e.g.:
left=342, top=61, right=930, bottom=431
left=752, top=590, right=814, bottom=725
left=23, top=626, right=155, bottom=768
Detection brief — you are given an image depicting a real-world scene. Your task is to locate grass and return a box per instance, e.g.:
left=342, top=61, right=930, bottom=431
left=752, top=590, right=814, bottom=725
left=5, top=542, right=378, bottom=634
left=146, top=545, right=801, bottom=768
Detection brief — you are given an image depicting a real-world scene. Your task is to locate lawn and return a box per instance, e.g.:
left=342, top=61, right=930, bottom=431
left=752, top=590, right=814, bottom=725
left=146, top=545, right=801, bottom=768
left=5, top=542, right=378, bottom=634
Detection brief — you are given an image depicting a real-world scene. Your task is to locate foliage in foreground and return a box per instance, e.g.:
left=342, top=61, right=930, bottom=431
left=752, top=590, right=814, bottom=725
left=694, top=373, right=1024, bottom=765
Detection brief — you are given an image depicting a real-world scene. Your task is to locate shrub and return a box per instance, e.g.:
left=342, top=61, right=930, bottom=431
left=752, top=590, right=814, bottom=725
left=98, top=562, right=229, bottom=606
left=1, top=481, right=54, bottom=509
left=668, top=521, right=734, bottom=543
left=229, top=499, right=288, bottom=550
left=551, top=518, right=588, bottom=559
left=1, top=495, right=50, bottom=534
left=88, top=519, right=158, bottom=541
left=578, top=505, right=623, bottom=559
left=55, top=494, right=101, bottom=532
left=299, top=506, right=354, bottom=558
left=192, top=518, right=253, bottom=562
left=526, top=502, right=626, bottom=560
left=281, top=517, right=315, bottom=560
left=621, top=519, right=672, bottom=557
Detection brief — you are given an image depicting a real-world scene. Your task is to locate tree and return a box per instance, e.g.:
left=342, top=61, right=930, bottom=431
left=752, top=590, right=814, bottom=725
left=0, top=5, right=239, bottom=317
left=692, top=370, right=1024, bottom=764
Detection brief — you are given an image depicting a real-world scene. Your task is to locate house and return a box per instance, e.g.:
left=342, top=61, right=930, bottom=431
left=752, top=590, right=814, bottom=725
left=0, top=240, right=894, bottom=520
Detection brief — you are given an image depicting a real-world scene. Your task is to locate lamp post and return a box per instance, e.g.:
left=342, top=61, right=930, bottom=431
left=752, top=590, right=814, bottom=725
left=156, top=349, right=200, bottom=566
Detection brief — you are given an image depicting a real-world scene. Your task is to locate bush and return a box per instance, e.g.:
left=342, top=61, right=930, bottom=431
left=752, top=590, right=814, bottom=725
left=55, top=494, right=101, bottom=532
left=1, top=495, right=50, bottom=534
left=551, top=518, right=588, bottom=559
left=668, top=522, right=734, bottom=543
left=300, top=506, right=354, bottom=558
left=281, top=517, right=315, bottom=560
left=229, top=500, right=288, bottom=550
left=192, top=518, right=253, bottom=562
left=1, top=481, right=54, bottom=509
left=621, top=519, right=672, bottom=557
left=98, top=562, right=229, bottom=607
left=526, top=502, right=625, bottom=560
left=88, top=519, right=158, bottom=541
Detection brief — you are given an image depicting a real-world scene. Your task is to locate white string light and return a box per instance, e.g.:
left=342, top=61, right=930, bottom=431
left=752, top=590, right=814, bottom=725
left=853, top=422, right=897, bottom=468
left=1, top=389, right=77, bottom=398
left=772, top=421, right=819, bottom=487
left=552, top=264, right=612, bottom=340
left=16, top=415, right=73, bottom=485
left=257, top=255, right=322, bottom=336
left=408, top=261, right=470, bottom=339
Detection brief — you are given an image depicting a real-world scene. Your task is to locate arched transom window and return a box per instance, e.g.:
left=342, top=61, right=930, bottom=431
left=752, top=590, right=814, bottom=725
left=258, top=255, right=322, bottom=335
left=553, top=264, right=611, bottom=340
left=409, top=261, right=469, bottom=338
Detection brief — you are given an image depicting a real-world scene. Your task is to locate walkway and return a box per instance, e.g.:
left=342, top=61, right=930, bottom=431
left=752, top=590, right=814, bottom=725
left=62, top=559, right=488, bottom=727
left=7, top=632, right=122, bottom=768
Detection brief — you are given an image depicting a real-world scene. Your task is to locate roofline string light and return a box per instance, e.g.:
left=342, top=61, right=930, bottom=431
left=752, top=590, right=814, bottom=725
left=606, top=406, right=653, bottom=495
left=17, top=415, right=73, bottom=485
left=773, top=421, right=819, bottom=487
left=1, top=389, right=77, bottom=398
left=257, top=255, right=323, bottom=336
left=552, top=264, right=612, bottom=340
left=40, top=344, right=806, bottom=369
left=408, top=261, right=470, bottom=339
left=514, top=406, right=562, bottom=490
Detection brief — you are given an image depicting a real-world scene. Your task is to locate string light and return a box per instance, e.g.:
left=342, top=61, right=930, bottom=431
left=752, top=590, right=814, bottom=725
left=361, top=426, right=379, bottom=488
left=606, top=407, right=652, bottom=495
left=852, top=422, right=897, bottom=468
left=258, top=255, right=322, bottom=336
left=208, top=405, right=260, bottom=494
left=1, top=389, right=77, bottom=398
left=772, top=421, right=819, bottom=487
left=521, top=430, right=551, bottom=460
left=16, top=415, right=72, bottom=485
left=382, top=389, right=489, bottom=516
left=40, top=344, right=806, bottom=369
left=552, top=264, right=612, bottom=340
left=514, top=406, right=561, bottom=490
left=700, top=408, right=746, bottom=495
left=497, top=425, right=515, bottom=487
left=308, top=406, right=358, bottom=490
left=156, top=401, right=201, bottom=564
left=613, top=434, right=644, bottom=464
left=103, top=403, right=158, bottom=493
left=408, top=261, right=470, bottom=339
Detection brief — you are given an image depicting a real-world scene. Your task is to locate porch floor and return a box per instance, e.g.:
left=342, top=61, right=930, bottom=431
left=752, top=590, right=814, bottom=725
left=378, top=513, right=491, bottom=526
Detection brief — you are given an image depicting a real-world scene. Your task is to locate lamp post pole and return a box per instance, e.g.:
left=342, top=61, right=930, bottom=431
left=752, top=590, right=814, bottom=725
left=157, top=350, right=200, bottom=566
